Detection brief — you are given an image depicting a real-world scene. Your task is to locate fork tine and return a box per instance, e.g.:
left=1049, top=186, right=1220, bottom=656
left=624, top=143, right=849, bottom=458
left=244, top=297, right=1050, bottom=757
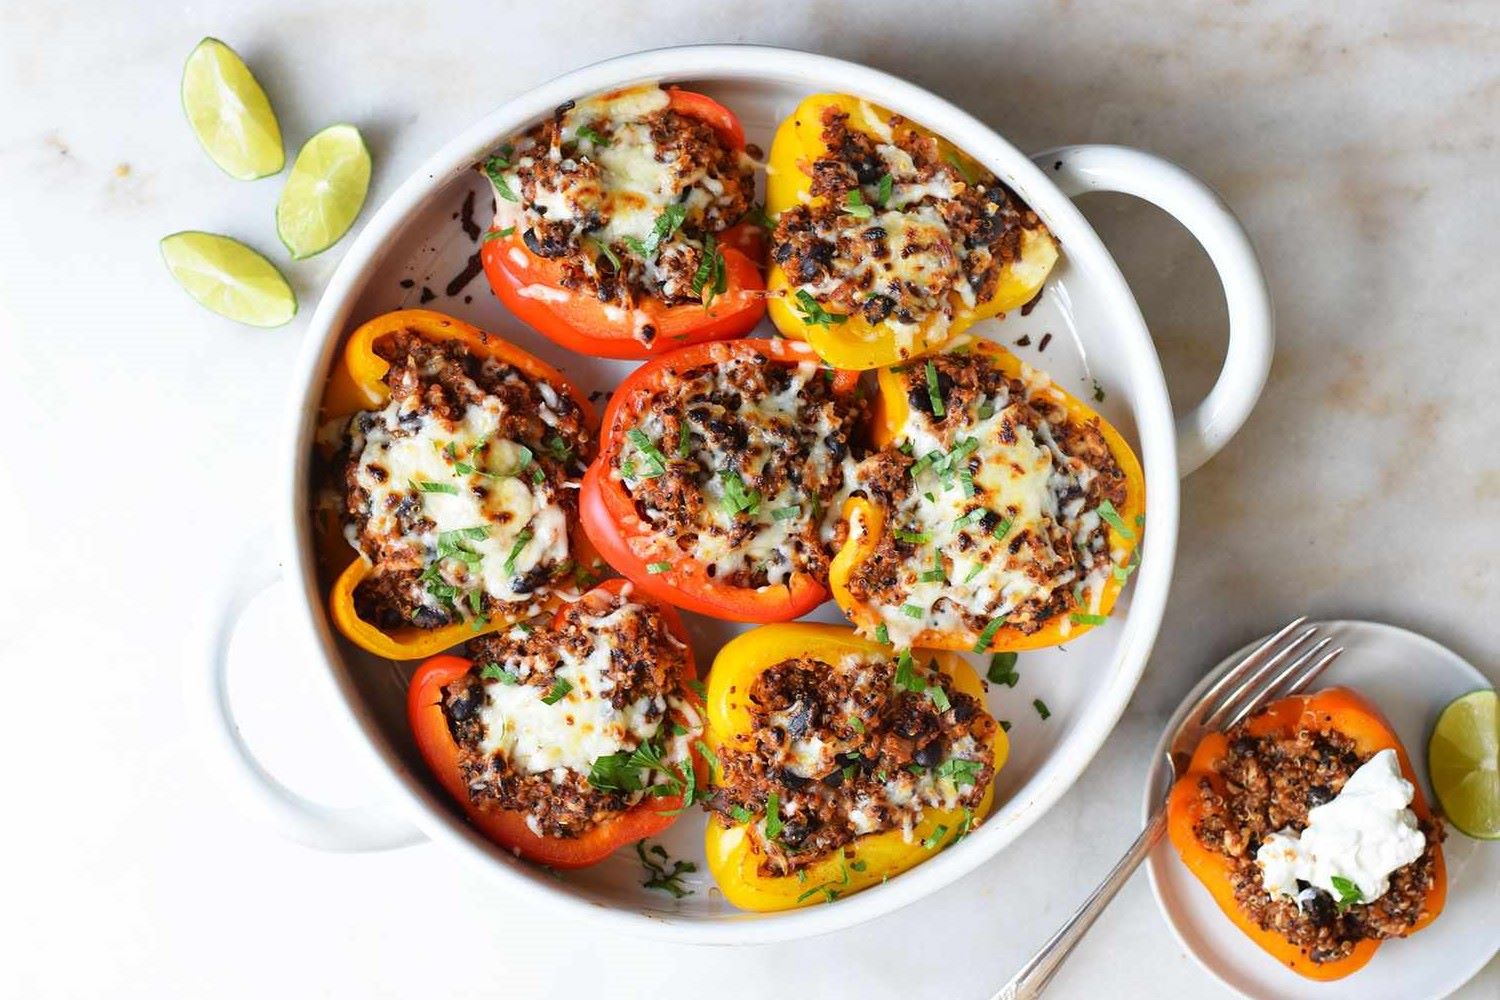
left=1219, top=639, right=1338, bottom=731
left=1190, top=617, right=1310, bottom=726
left=1282, top=645, right=1344, bottom=697
left=1201, top=625, right=1320, bottom=731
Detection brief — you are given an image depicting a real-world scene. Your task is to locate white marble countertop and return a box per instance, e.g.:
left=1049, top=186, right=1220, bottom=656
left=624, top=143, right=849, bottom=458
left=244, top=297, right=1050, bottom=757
left=1, top=1, right=1495, bottom=997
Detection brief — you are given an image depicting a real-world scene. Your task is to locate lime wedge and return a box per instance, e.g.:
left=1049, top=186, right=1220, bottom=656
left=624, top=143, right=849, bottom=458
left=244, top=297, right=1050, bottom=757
left=1428, top=688, right=1499, bottom=840
left=160, top=231, right=296, bottom=327
left=275, top=124, right=372, bottom=259
left=181, top=38, right=284, bottom=180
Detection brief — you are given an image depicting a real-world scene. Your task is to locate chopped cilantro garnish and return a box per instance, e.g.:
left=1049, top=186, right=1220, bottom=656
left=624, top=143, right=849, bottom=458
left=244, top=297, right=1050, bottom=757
left=1033, top=698, right=1051, bottom=721
left=772, top=504, right=802, bottom=521
left=622, top=203, right=688, bottom=257
left=1070, top=612, right=1109, bottom=626
left=924, top=360, right=945, bottom=417
left=792, top=288, right=847, bottom=327
left=901, top=603, right=925, bottom=619
left=502, top=529, right=533, bottom=575
left=677, top=423, right=692, bottom=458
left=920, top=825, right=950, bottom=850
left=480, top=662, right=520, bottom=685
left=636, top=839, right=696, bottom=898
left=541, top=677, right=572, bottom=705
left=936, top=758, right=983, bottom=787
left=874, top=624, right=890, bottom=645
left=962, top=563, right=984, bottom=584
left=992, top=515, right=1014, bottom=541
left=483, top=154, right=518, bottom=202
left=977, top=400, right=995, bottom=420
left=410, top=479, right=458, bottom=495
left=719, top=469, right=761, bottom=515
left=573, top=124, right=609, bottom=147
left=690, top=232, right=728, bottom=308
left=875, top=173, right=893, bottom=206
left=594, top=239, right=621, bottom=271
left=1095, top=499, right=1135, bottom=540
left=894, top=650, right=925, bottom=692
left=894, top=528, right=931, bottom=544
left=625, top=427, right=667, bottom=478
left=688, top=678, right=708, bottom=700
left=944, top=150, right=977, bottom=185
left=849, top=716, right=866, bottom=734
left=481, top=227, right=514, bottom=243
left=928, top=685, right=951, bottom=713
left=972, top=616, right=1008, bottom=653
left=1330, top=875, right=1363, bottom=911
left=646, top=561, right=672, bottom=574
left=730, top=805, right=754, bottom=824
left=544, top=434, right=572, bottom=462
left=694, top=740, right=719, bottom=781
left=986, top=651, right=1020, bottom=687
left=844, top=188, right=874, bottom=219
left=764, top=791, right=784, bottom=840
left=1000, top=720, right=1012, bottom=733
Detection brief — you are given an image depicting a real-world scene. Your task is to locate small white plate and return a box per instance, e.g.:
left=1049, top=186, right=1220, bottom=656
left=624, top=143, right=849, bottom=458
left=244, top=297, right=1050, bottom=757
left=1143, top=620, right=1499, bottom=1000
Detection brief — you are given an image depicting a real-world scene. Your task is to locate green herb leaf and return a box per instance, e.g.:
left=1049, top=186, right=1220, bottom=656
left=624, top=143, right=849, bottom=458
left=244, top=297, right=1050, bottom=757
left=690, top=232, right=727, bottom=308
left=1069, top=612, right=1109, bottom=626
left=972, top=616, right=1008, bottom=653
left=772, top=505, right=802, bottom=521
left=874, top=624, right=890, bottom=645
left=894, top=528, right=931, bottom=544
left=646, top=561, right=672, bottom=574
left=936, top=758, right=983, bottom=787
left=875, top=173, right=893, bottom=206
left=924, top=360, right=946, bottom=417
left=482, top=227, right=514, bottom=243
left=677, top=422, right=692, bottom=458
left=894, top=650, right=926, bottom=693
left=574, top=124, right=609, bottom=147
left=411, top=479, right=459, bottom=495
left=503, top=528, right=534, bottom=574
left=849, top=716, right=866, bottom=734
left=792, top=289, right=847, bottom=327
left=921, top=824, right=950, bottom=850
left=1033, top=697, right=1051, bottom=721
left=928, top=685, right=951, bottom=713
left=694, top=740, right=719, bottom=782
left=901, top=603, right=925, bottom=619
left=624, top=427, right=667, bottom=478
left=635, top=839, right=696, bottom=898
left=1330, top=875, right=1364, bottom=911
left=589, top=750, right=645, bottom=793
left=986, top=651, right=1020, bottom=687
left=844, top=188, right=874, bottom=219
left=483, top=155, right=519, bottom=202
left=1095, top=499, right=1135, bottom=540
left=730, top=805, right=754, bottom=824
left=944, top=150, right=977, bottom=185
left=688, top=678, right=708, bottom=700
left=718, top=469, right=761, bottom=515
left=541, top=677, right=573, bottom=705
left=629, top=203, right=688, bottom=257
left=480, top=662, right=520, bottom=685
left=992, top=516, right=1014, bottom=541
left=764, top=791, right=784, bottom=840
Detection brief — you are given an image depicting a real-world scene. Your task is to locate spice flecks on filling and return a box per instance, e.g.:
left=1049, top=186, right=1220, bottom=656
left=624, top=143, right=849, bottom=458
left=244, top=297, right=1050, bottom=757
left=844, top=348, right=1130, bottom=648
left=711, top=650, right=996, bottom=877
left=487, top=85, right=755, bottom=335
left=341, top=331, right=590, bottom=629
left=1190, top=722, right=1443, bottom=965
left=443, top=590, right=700, bottom=839
left=772, top=106, right=1050, bottom=353
left=613, top=344, right=861, bottom=589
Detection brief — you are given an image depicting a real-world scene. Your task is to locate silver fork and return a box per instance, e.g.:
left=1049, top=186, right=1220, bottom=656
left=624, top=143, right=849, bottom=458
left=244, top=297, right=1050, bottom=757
left=992, top=617, right=1343, bottom=1000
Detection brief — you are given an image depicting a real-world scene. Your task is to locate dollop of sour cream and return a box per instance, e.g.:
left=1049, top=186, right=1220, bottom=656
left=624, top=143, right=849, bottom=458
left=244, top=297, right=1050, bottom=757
left=1255, top=748, right=1426, bottom=906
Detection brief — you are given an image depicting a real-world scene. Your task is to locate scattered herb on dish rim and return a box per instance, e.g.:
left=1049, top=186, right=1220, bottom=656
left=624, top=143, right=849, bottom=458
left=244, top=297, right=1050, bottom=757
left=1033, top=697, right=1051, bottom=721
left=986, top=651, right=1020, bottom=687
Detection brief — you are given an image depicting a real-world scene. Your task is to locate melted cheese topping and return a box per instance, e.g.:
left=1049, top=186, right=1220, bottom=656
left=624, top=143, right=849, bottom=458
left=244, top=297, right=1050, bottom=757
left=348, top=394, right=570, bottom=619
left=474, top=601, right=681, bottom=775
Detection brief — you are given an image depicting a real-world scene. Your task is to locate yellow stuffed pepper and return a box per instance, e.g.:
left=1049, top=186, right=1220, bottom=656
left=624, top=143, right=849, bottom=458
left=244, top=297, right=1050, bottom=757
left=317, top=309, right=600, bottom=660
left=764, top=93, right=1059, bottom=370
left=703, top=623, right=1008, bottom=911
left=829, top=337, right=1145, bottom=652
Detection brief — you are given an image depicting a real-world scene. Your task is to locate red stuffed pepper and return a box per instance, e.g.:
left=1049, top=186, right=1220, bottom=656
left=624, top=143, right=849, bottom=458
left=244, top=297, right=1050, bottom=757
left=407, top=578, right=706, bottom=868
left=581, top=338, right=861, bottom=622
left=480, top=84, right=766, bottom=359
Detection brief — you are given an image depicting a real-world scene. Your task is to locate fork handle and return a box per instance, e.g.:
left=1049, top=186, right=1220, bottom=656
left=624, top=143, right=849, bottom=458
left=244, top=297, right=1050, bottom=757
left=990, top=806, right=1169, bottom=1000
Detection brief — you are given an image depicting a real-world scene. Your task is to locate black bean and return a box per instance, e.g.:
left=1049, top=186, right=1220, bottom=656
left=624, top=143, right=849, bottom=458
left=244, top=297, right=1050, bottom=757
left=778, top=769, right=811, bottom=791
left=913, top=741, right=945, bottom=768
left=1306, top=785, right=1334, bottom=808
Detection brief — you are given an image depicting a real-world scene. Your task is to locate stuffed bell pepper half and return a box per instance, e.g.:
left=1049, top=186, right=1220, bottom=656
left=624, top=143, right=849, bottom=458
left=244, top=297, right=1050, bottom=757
left=407, top=579, right=708, bottom=868
left=702, top=623, right=1007, bottom=910
left=581, top=337, right=862, bottom=623
left=765, top=93, right=1059, bottom=370
left=480, top=84, right=768, bottom=359
left=317, top=309, right=601, bottom=660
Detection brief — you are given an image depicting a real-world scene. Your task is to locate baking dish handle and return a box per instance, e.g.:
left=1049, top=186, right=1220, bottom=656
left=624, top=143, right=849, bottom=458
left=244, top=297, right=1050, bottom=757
left=192, top=539, right=426, bottom=852
left=1032, top=144, right=1273, bottom=476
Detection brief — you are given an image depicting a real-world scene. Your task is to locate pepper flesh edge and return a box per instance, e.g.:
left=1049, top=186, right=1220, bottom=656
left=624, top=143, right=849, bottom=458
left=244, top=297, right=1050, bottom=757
left=319, top=308, right=598, bottom=660
left=1164, top=687, right=1447, bottom=981
left=702, top=623, right=1008, bottom=911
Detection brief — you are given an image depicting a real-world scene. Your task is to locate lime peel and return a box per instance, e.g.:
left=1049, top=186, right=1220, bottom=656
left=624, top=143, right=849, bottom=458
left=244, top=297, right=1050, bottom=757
left=160, top=231, right=297, bottom=328
left=181, top=38, right=284, bottom=180
left=1428, top=688, right=1500, bottom=840
left=276, top=123, right=372, bottom=259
